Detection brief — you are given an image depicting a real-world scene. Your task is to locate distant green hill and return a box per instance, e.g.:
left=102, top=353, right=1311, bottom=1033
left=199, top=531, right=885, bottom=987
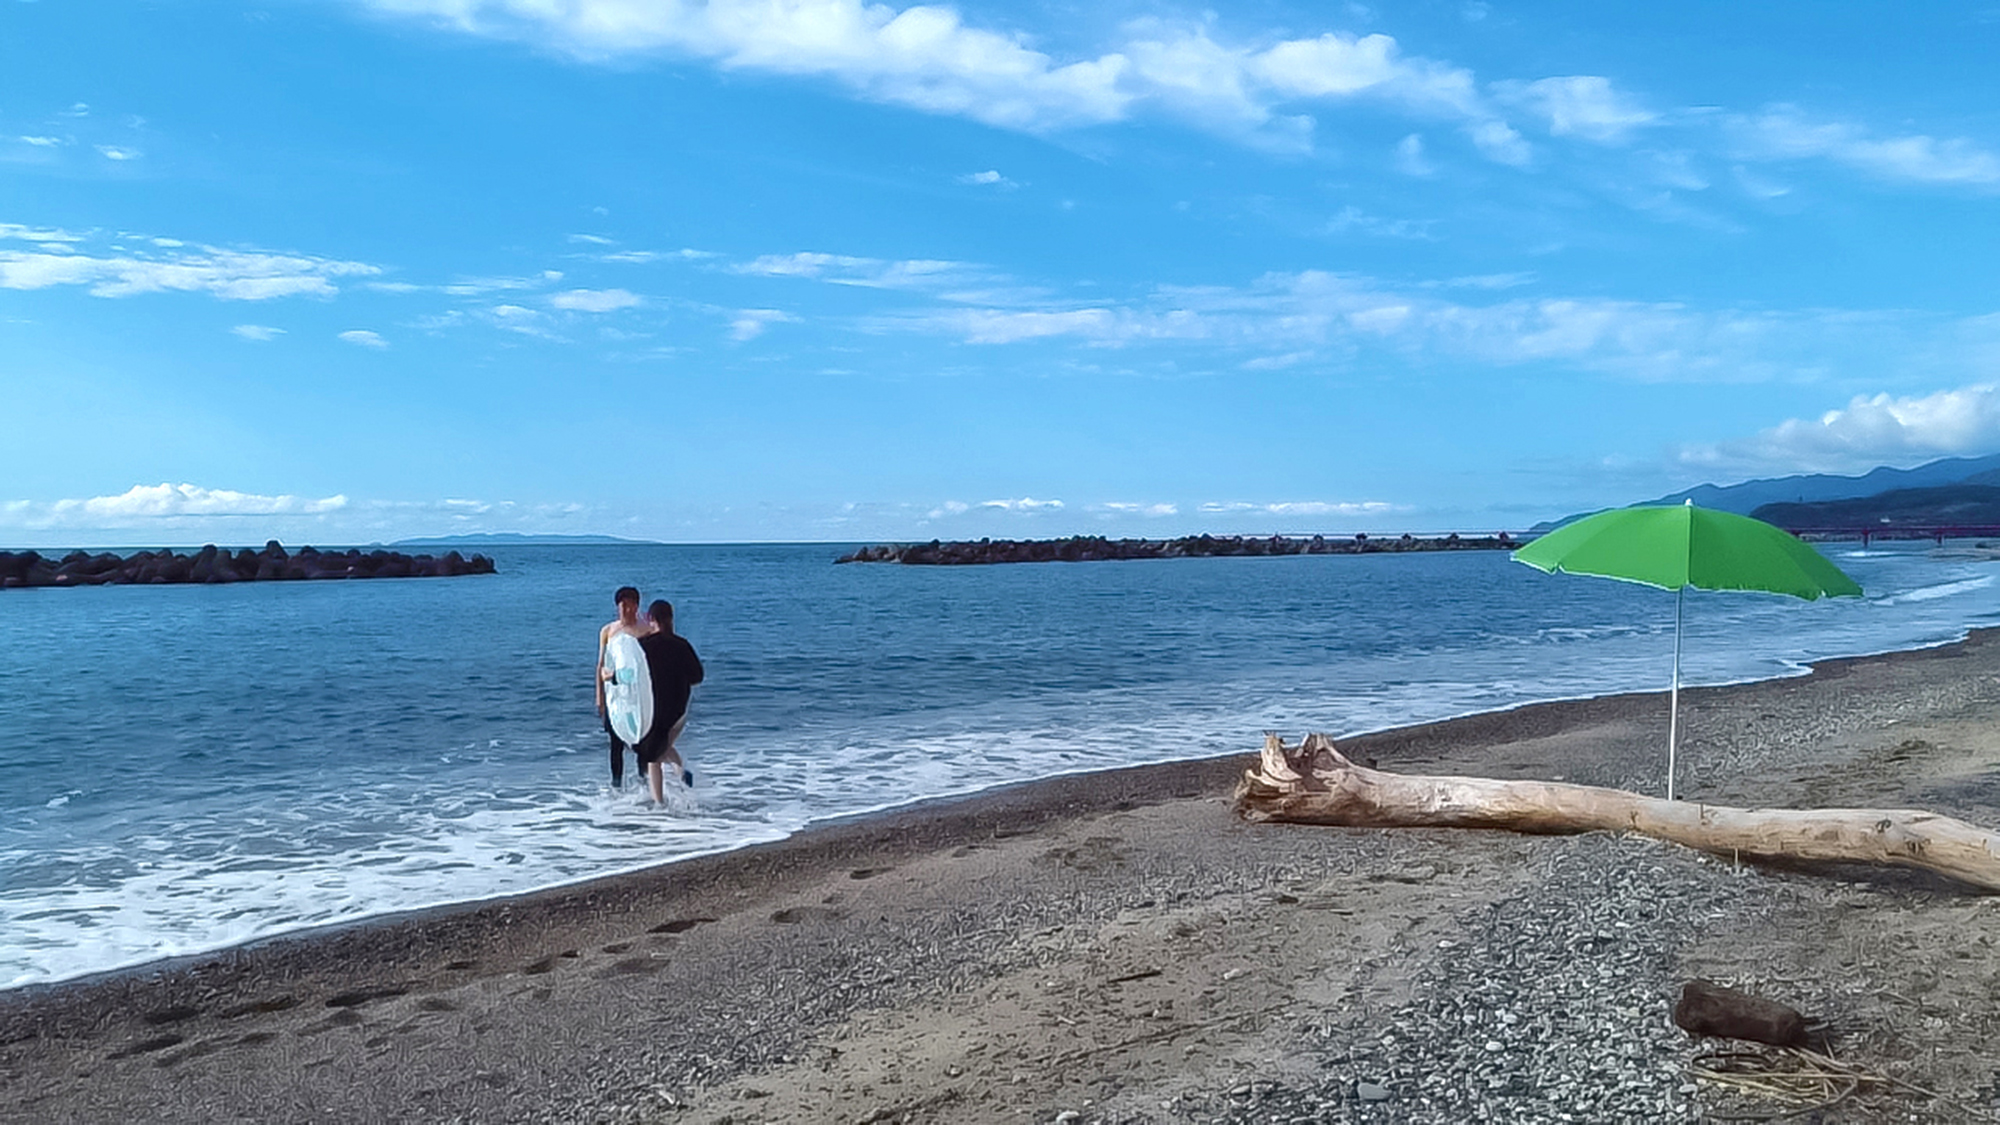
left=1751, top=485, right=2000, bottom=528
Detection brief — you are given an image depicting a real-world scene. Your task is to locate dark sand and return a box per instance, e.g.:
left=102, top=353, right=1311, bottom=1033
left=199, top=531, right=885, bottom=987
left=6, top=632, right=2000, bottom=1123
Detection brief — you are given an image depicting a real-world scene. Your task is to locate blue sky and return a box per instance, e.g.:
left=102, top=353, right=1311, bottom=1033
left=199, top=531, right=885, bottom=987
left=6, top=1, right=2000, bottom=546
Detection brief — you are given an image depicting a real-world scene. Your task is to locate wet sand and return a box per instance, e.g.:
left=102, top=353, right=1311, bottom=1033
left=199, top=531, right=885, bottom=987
left=6, top=631, right=2000, bottom=1123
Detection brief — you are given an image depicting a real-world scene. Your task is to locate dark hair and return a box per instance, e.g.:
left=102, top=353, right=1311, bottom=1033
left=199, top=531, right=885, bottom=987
left=647, top=599, right=674, bottom=628
left=614, top=586, right=640, bottom=606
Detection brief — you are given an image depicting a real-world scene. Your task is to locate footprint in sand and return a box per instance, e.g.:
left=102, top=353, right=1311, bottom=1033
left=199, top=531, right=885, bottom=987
left=219, top=995, right=299, bottom=1018
left=109, top=1034, right=183, bottom=1059
left=324, top=985, right=409, bottom=1009
left=593, top=957, right=664, bottom=979
left=302, top=1010, right=366, bottom=1035
left=153, top=1039, right=223, bottom=1068
left=141, top=1005, right=202, bottom=1026
left=647, top=916, right=717, bottom=934
left=1043, top=835, right=1130, bottom=872
left=770, top=905, right=846, bottom=925
left=521, top=948, right=581, bottom=974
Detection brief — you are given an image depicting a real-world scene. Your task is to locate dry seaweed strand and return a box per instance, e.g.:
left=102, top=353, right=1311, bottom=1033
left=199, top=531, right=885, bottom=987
left=1690, top=1048, right=1862, bottom=1121
left=1690, top=1045, right=1999, bottom=1123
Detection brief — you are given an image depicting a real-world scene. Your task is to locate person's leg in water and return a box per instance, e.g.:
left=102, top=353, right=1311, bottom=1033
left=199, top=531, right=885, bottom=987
left=604, top=714, right=624, bottom=787
left=663, top=715, right=691, bottom=788
left=643, top=716, right=692, bottom=804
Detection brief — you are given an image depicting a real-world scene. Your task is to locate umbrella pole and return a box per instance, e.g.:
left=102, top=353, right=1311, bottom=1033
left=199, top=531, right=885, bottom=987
left=1668, top=585, right=1683, bottom=802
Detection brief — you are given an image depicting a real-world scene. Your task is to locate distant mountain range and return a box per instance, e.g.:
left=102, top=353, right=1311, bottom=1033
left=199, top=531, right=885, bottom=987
left=1533, top=452, right=2000, bottom=532
left=389, top=533, right=659, bottom=547
left=1640, top=452, right=2000, bottom=515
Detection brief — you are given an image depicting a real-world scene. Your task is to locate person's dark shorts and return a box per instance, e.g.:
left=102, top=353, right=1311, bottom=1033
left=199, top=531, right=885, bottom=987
left=635, top=715, right=688, bottom=765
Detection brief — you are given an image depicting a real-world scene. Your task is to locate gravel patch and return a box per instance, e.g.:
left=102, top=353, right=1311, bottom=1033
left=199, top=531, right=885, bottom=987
left=1180, top=835, right=1721, bottom=1124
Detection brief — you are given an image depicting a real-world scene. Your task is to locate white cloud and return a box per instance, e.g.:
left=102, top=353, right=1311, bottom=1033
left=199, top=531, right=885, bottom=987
left=1251, top=32, right=1413, bottom=100
left=1731, top=107, right=2000, bottom=186
left=956, top=169, right=1016, bottom=187
left=1468, top=119, right=1531, bottom=165
left=1240, top=350, right=1314, bottom=370
left=231, top=324, right=285, bottom=341
left=338, top=329, right=389, bottom=348
left=1393, top=133, right=1432, bottom=175
left=729, top=308, right=796, bottom=340
left=924, top=499, right=971, bottom=519
left=941, top=306, right=1208, bottom=345
left=1199, top=500, right=1397, bottom=516
left=600, top=247, right=716, bottom=264
left=1681, top=384, right=2000, bottom=474
left=1732, top=165, right=1792, bottom=200
left=47, top=483, right=349, bottom=521
left=0, top=230, right=378, bottom=299
left=1439, top=272, right=1536, bottom=290
left=96, top=145, right=140, bottom=161
left=567, top=233, right=616, bottom=245
left=369, top=0, right=1132, bottom=131
left=549, top=287, right=641, bottom=312
left=483, top=303, right=566, bottom=338
left=736, top=251, right=972, bottom=289
left=1498, top=76, right=1655, bottom=142
left=898, top=267, right=1894, bottom=384
left=981, top=497, right=1064, bottom=511
left=1325, top=205, right=1434, bottom=240
left=0, top=223, right=82, bottom=243
left=441, top=270, right=563, bottom=296
left=1096, top=501, right=1179, bottom=516
left=17, top=136, right=63, bottom=148
left=0, top=487, right=609, bottom=537
left=363, top=2, right=1531, bottom=161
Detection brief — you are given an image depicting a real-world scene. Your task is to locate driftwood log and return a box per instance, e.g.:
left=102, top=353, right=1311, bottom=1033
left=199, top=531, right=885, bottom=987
left=1235, top=733, right=2000, bottom=892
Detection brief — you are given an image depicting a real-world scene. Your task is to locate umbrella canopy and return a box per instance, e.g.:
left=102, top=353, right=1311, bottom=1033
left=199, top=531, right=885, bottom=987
left=1512, top=501, right=1862, bottom=799
left=1512, top=502, right=1861, bottom=600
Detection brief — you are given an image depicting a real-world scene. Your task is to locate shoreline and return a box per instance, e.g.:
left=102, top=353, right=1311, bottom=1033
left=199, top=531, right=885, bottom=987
left=7, top=630, right=2000, bottom=1121
left=5, top=621, right=1987, bottom=998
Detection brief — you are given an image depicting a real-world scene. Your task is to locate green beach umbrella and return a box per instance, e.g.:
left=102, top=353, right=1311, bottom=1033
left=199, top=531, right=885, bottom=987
left=1512, top=500, right=1862, bottom=800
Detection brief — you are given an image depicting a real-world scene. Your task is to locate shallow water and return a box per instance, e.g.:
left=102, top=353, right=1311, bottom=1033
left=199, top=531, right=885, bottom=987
left=3, top=542, right=1996, bottom=987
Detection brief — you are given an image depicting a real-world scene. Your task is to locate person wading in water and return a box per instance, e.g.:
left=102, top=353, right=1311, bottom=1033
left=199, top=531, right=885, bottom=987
left=595, top=586, right=657, bottom=787
left=635, top=599, right=704, bottom=804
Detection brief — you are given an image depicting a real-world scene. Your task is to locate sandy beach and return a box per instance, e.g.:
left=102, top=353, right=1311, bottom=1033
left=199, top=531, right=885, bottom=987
left=6, top=631, right=2000, bottom=1123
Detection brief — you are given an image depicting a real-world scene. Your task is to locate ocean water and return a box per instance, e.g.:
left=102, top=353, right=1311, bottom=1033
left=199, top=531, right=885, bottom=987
left=3, top=542, right=1998, bottom=988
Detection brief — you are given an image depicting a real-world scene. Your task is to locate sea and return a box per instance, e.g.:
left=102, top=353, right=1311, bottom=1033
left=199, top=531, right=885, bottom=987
left=4, top=541, right=1998, bottom=990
